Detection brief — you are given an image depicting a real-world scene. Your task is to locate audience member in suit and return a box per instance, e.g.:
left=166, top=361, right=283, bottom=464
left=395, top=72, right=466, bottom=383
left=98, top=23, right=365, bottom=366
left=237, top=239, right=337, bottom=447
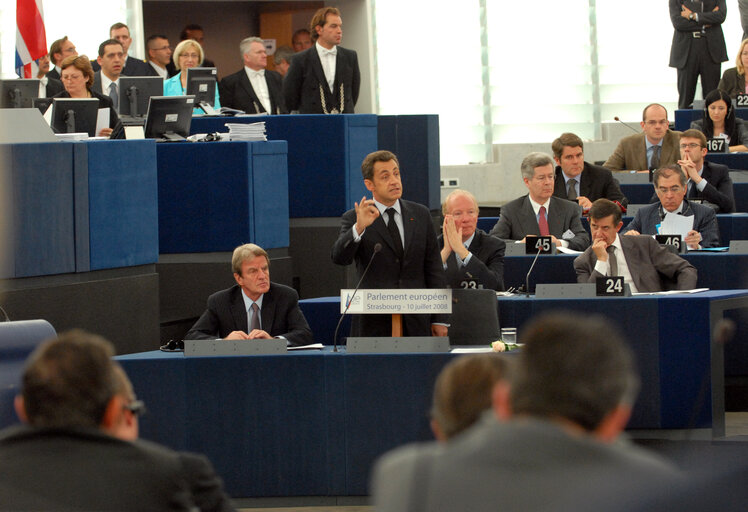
left=438, top=189, right=505, bottom=291
left=331, top=150, right=449, bottom=338
left=489, top=152, right=590, bottom=251
left=185, top=244, right=313, bottom=346
left=690, top=89, right=748, bottom=152
left=219, top=37, right=287, bottom=115
left=91, top=23, right=155, bottom=76
left=47, top=36, right=77, bottom=80
left=91, top=39, right=125, bottom=111
left=53, top=54, right=124, bottom=139
left=430, top=353, right=511, bottom=442
left=651, top=129, right=734, bottom=212
left=283, top=7, right=361, bottom=114
left=274, top=45, right=294, bottom=78
left=292, top=29, right=313, bottom=52
left=0, top=330, right=234, bottom=511
left=551, top=132, right=628, bottom=208
left=604, top=104, right=681, bottom=172
left=371, top=312, right=679, bottom=512
left=575, top=199, right=698, bottom=292
left=717, top=38, right=748, bottom=98
left=180, top=24, right=216, bottom=68
left=146, top=34, right=177, bottom=79
left=669, top=0, right=728, bottom=110
left=35, top=54, right=63, bottom=97
left=624, top=165, right=720, bottom=249
left=164, top=39, right=221, bottom=113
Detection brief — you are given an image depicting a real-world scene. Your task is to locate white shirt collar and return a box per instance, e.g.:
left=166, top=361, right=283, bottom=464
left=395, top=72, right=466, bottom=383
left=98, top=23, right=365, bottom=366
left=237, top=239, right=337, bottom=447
left=527, top=195, right=551, bottom=216
left=100, top=72, right=119, bottom=92
left=315, top=41, right=337, bottom=57
left=373, top=198, right=400, bottom=216
left=245, top=66, right=265, bottom=78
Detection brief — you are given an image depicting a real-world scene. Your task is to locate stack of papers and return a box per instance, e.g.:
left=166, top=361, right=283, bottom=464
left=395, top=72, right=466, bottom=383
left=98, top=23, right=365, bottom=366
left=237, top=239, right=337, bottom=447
left=225, top=122, right=266, bottom=141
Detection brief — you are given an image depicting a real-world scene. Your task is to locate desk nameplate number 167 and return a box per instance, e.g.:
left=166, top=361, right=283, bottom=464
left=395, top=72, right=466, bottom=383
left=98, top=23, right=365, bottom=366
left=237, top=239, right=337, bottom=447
left=596, top=276, right=624, bottom=296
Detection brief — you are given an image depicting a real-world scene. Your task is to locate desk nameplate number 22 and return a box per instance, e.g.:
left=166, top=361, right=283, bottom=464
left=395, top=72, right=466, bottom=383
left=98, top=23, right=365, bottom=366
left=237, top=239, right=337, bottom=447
left=596, top=276, right=624, bottom=296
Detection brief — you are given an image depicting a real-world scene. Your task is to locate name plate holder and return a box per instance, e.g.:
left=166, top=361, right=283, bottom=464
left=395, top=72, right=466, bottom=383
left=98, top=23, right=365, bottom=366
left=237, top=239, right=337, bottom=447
left=655, top=234, right=684, bottom=253
left=535, top=283, right=596, bottom=298
left=184, top=338, right=287, bottom=357
left=346, top=336, right=450, bottom=354
left=729, top=240, right=748, bottom=253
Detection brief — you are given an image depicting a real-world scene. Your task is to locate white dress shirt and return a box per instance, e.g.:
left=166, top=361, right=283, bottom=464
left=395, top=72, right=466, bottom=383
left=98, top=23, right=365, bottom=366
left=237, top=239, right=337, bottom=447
left=244, top=66, right=271, bottom=112
left=315, top=41, right=337, bottom=92
left=593, top=234, right=639, bottom=293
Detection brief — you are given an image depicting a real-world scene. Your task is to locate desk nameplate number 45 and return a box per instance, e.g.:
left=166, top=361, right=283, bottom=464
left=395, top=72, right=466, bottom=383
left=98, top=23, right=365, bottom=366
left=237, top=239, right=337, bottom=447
left=525, top=235, right=554, bottom=254
left=706, top=137, right=727, bottom=153
left=596, top=276, right=625, bottom=296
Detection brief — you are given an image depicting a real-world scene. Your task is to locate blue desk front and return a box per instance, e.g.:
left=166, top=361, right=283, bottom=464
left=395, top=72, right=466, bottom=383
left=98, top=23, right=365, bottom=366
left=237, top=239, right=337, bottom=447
left=156, top=140, right=289, bottom=252
left=190, top=114, right=378, bottom=218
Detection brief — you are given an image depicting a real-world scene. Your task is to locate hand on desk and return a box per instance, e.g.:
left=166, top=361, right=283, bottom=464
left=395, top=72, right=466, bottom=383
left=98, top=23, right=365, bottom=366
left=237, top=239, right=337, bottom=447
left=225, top=330, right=273, bottom=340
left=431, top=324, right=448, bottom=337
left=576, top=196, right=593, bottom=209
left=685, top=229, right=701, bottom=250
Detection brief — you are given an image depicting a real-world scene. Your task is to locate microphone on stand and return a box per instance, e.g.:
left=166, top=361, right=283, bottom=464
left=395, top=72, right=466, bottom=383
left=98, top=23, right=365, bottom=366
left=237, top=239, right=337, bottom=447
left=333, top=243, right=382, bottom=352
left=524, top=244, right=544, bottom=296
left=614, top=116, right=640, bottom=134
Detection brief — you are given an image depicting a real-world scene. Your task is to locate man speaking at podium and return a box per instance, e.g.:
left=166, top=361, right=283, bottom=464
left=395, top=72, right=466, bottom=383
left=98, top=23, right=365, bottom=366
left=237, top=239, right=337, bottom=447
left=332, top=150, right=448, bottom=337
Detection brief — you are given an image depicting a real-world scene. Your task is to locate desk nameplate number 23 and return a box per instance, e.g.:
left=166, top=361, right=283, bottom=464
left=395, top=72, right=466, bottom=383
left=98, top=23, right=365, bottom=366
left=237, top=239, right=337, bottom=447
left=596, top=276, right=624, bottom=296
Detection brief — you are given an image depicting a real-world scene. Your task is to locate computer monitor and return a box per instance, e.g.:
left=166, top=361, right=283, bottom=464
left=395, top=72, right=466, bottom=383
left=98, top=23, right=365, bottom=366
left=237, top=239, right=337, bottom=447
left=144, top=95, right=195, bottom=140
left=119, top=76, right=164, bottom=118
left=186, top=67, right=217, bottom=107
left=32, top=97, right=53, bottom=114
left=51, top=98, right=99, bottom=136
left=0, top=79, right=40, bottom=108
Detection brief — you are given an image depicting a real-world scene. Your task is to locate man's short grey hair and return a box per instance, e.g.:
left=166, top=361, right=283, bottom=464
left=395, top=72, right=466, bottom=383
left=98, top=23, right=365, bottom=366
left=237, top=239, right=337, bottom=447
left=520, top=152, right=555, bottom=180
left=510, top=312, right=639, bottom=432
left=653, top=164, right=686, bottom=188
left=274, top=45, right=294, bottom=65
left=232, top=243, right=269, bottom=275
left=240, top=37, right=264, bottom=57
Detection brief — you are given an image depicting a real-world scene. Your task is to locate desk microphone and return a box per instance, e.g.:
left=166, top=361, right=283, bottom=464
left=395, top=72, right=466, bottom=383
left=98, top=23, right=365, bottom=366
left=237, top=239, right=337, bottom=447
left=525, top=244, right=544, bottom=296
left=614, top=116, right=639, bottom=134
left=333, top=243, right=382, bottom=352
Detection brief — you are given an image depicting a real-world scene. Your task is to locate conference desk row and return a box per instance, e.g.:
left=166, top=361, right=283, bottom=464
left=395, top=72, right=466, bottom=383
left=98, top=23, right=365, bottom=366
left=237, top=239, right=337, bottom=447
left=116, top=290, right=748, bottom=498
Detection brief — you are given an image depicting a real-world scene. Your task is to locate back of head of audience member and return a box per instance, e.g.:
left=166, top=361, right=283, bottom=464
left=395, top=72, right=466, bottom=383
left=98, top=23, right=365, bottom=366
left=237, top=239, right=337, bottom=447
left=16, top=330, right=118, bottom=429
left=506, top=312, right=638, bottom=441
left=431, top=353, right=511, bottom=441
left=274, top=45, right=294, bottom=76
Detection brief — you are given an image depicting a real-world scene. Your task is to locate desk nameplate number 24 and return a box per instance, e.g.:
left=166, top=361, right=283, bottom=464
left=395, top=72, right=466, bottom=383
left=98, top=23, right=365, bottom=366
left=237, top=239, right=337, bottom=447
left=596, top=276, right=625, bottom=296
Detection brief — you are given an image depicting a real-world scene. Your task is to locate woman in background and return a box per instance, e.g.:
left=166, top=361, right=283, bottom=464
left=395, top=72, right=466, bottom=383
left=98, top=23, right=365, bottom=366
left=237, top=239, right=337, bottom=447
left=718, top=39, right=748, bottom=98
left=163, top=39, right=220, bottom=112
left=690, top=89, right=748, bottom=152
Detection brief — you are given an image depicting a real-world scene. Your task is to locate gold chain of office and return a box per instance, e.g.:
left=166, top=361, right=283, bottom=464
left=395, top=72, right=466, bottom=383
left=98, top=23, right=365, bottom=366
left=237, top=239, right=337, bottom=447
left=319, top=84, right=345, bottom=114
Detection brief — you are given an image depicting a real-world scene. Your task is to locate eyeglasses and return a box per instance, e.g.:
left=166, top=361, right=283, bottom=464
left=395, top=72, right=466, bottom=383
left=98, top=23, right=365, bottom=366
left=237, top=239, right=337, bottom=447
left=679, top=143, right=702, bottom=149
left=124, top=399, right=147, bottom=416
left=657, top=186, right=683, bottom=194
left=179, top=53, right=200, bottom=59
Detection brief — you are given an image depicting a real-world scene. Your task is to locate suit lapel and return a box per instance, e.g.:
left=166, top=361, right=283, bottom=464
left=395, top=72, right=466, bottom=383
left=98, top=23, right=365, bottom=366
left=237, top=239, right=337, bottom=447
left=619, top=236, right=645, bottom=291
left=547, top=198, right=563, bottom=236
left=239, top=72, right=264, bottom=113
left=230, top=287, right=249, bottom=332
left=400, top=199, right=416, bottom=259
left=261, top=287, right=275, bottom=333
left=310, top=50, right=331, bottom=102
left=579, top=165, right=591, bottom=198
left=519, top=196, right=541, bottom=236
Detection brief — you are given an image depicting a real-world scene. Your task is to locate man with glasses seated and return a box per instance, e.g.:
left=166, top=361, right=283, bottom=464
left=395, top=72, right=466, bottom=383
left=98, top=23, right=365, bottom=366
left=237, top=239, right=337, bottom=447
left=604, top=104, right=681, bottom=172
left=623, top=164, right=719, bottom=250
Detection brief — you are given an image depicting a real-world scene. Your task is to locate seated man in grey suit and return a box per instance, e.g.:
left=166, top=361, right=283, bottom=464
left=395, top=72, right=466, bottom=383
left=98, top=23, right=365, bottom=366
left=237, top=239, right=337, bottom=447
left=575, top=199, right=698, bottom=292
left=439, top=189, right=505, bottom=291
left=604, top=104, right=681, bottom=172
left=0, top=330, right=233, bottom=510
left=371, top=312, right=679, bottom=512
left=219, top=37, right=287, bottom=114
left=552, top=132, right=628, bottom=208
left=624, top=164, right=720, bottom=250
left=185, top=243, right=313, bottom=345
left=489, top=152, right=590, bottom=251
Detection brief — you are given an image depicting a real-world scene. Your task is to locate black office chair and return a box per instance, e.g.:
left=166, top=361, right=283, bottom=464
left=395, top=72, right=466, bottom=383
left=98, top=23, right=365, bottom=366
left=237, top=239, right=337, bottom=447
left=448, top=288, right=500, bottom=346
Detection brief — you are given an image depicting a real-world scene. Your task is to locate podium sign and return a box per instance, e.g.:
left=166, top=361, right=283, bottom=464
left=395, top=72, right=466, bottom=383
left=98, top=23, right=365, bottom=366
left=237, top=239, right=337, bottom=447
left=340, top=288, right=452, bottom=314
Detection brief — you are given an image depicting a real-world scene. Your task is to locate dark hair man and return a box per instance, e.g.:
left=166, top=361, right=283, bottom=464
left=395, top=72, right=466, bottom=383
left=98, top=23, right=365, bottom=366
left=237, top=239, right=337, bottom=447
left=93, top=22, right=155, bottom=76
left=0, top=330, right=233, bottom=510
left=372, top=312, right=679, bottom=512
left=283, top=7, right=361, bottom=113
left=575, top=198, right=698, bottom=291
left=93, top=39, right=125, bottom=110
left=489, top=152, right=590, bottom=251
left=146, top=34, right=176, bottom=79
left=179, top=24, right=215, bottom=67
left=47, top=36, right=77, bottom=80
left=292, top=29, right=312, bottom=52
left=185, top=243, right=313, bottom=345
left=439, top=189, right=505, bottom=291
left=332, top=150, right=449, bottom=337
left=623, top=164, right=720, bottom=250
left=551, top=132, right=628, bottom=208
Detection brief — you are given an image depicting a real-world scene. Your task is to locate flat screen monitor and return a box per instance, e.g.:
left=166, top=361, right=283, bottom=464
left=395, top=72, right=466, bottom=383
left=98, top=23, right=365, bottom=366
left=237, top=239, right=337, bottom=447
left=186, top=67, right=217, bottom=107
left=119, top=76, right=164, bottom=118
left=0, top=79, right=40, bottom=108
left=144, top=95, right=195, bottom=140
left=33, top=97, right=53, bottom=114
left=51, top=98, right=99, bottom=136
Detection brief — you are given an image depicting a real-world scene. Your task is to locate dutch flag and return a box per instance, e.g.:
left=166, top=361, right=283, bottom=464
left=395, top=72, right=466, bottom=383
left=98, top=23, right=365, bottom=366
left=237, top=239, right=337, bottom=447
left=15, top=0, right=47, bottom=78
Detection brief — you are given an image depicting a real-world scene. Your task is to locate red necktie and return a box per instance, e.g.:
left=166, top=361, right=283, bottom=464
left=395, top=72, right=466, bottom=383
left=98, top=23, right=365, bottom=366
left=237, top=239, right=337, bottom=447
left=538, top=206, right=550, bottom=236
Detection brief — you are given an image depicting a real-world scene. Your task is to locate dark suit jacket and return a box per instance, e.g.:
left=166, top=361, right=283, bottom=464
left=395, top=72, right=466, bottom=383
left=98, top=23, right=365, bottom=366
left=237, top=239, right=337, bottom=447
left=647, top=160, right=735, bottom=213
left=331, top=199, right=448, bottom=337
left=623, top=199, right=719, bottom=247
left=51, top=89, right=124, bottom=139
left=604, top=130, right=682, bottom=171
left=283, top=45, right=360, bottom=113
left=574, top=235, right=698, bottom=292
left=437, top=229, right=506, bottom=291
left=44, top=77, right=64, bottom=97
left=185, top=283, right=313, bottom=346
left=46, top=67, right=60, bottom=80
left=669, top=0, right=728, bottom=69
left=488, top=195, right=590, bottom=251
left=718, top=67, right=746, bottom=98
left=553, top=161, right=629, bottom=207
left=0, top=425, right=234, bottom=511
left=219, top=68, right=286, bottom=114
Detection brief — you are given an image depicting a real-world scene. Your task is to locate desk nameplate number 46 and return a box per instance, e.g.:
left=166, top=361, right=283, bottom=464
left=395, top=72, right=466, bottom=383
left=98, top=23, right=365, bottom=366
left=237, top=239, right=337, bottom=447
left=706, top=137, right=727, bottom=153
left=655, top=234, right=682, bottom=253
left=525, top=235, right=553, bottom=254
left=596, top=276, right=625, bottom=296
